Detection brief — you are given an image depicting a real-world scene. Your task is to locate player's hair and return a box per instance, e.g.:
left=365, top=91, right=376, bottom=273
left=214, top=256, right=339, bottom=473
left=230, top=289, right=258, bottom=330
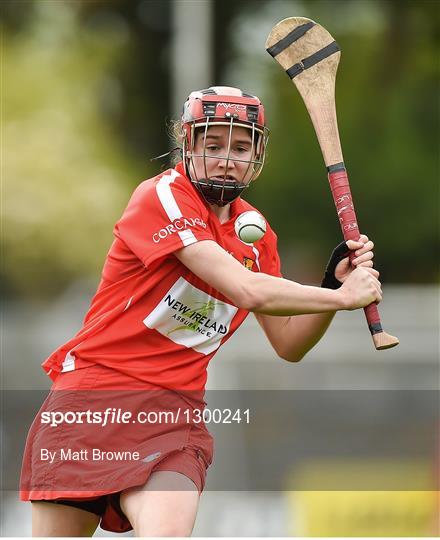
left=167, top=120, right=184, bottom=165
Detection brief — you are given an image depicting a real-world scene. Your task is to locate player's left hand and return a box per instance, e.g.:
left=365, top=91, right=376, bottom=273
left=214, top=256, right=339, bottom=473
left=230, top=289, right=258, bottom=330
left=335, top=234, right=375, bottom=283
left=321, top=234, right=375, bottom=289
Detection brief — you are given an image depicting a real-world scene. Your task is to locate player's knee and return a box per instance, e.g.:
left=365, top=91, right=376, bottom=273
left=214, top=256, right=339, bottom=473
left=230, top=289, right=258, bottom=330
left=123, top=501, right=196, bottom=537
left=125, top=507, right=192, bottom=537
left=31, top=501, right=99, bottom=537
left=136, top=521, right=194, bottom=537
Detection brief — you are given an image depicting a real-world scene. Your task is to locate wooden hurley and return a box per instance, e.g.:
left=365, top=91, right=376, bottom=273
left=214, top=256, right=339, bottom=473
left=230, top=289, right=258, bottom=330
left=266, top=17, right=399, bottom=350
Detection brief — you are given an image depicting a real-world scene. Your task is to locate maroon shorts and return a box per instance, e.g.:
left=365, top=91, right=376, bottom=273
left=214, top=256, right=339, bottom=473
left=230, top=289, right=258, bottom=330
left=21, top=364, right=213, bottom=533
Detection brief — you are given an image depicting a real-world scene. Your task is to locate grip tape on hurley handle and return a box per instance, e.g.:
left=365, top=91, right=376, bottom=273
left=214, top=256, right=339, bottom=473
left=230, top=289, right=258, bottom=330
left=327, top=166, right=399, bottom=350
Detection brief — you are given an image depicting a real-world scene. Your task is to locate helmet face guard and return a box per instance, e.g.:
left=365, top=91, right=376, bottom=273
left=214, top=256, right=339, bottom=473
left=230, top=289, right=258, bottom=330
left=181, top=87, right=269, bottom=206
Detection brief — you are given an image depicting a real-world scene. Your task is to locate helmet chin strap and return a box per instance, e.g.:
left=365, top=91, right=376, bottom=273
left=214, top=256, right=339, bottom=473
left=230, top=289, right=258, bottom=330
left=190, top=177, right=249, bottom=206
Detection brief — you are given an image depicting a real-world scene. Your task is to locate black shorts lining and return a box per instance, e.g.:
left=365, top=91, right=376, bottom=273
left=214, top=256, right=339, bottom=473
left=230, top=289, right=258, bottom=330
left=32, top=495, right=108, bottom=517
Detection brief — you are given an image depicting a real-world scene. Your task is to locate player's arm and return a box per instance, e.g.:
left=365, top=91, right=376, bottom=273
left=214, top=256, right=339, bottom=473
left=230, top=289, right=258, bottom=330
left=255, top=312, right=335, bottom=362
left=174, top=239, right=381, bottom=317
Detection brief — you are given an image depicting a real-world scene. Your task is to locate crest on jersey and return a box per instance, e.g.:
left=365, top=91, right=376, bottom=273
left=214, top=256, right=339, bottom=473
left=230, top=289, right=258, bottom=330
left=243, top=257, right=255, bottom=270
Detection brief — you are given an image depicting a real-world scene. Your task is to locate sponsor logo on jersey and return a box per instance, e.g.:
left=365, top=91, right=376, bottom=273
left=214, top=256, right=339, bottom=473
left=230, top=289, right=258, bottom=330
left=166, top=298, right=227, bottom=336
left=153, top=217, right=207, bottom=243
left=143, top=277, right=238, bottom=355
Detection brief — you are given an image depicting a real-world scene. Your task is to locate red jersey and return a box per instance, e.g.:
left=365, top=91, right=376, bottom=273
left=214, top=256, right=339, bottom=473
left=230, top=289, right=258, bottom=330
left=42, top=162, right=281, bottom=391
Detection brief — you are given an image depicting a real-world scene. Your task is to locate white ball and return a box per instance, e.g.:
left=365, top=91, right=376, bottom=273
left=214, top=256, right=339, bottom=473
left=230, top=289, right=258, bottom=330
left=234, top=211, right=267, bottom=244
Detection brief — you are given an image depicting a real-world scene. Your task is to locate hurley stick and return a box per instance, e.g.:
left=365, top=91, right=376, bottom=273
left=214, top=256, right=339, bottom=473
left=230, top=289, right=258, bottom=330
left=266, top=17, right=399, bottom=350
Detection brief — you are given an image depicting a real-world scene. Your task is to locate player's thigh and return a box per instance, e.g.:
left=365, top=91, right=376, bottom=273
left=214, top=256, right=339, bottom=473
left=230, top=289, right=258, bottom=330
left=31, top=501, right=100, bottom=537
left=120, top=471, right=200, bottom=537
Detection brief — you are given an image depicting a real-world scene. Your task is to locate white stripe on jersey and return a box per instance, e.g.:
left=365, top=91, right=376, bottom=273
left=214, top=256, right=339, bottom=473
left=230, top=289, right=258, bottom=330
left=252, top=246, right=261, bottom=271
left=156, top=170, right=197, bottom=247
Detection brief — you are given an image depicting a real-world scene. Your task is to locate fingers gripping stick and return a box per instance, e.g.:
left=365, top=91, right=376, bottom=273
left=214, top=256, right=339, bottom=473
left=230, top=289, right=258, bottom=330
left=266, top=17, right=399, bottom=350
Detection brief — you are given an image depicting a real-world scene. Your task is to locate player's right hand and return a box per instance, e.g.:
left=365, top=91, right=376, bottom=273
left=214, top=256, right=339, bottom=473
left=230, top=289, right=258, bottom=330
left=339, top=266, right=382, bottom=310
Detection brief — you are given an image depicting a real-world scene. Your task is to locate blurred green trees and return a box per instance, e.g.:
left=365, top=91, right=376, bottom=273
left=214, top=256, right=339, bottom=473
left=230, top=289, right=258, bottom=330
left=2, top=0, right=438, bottom=300
left=233, top=0, right=439, bottom=284
left=2, top=1, right=158, bottom=299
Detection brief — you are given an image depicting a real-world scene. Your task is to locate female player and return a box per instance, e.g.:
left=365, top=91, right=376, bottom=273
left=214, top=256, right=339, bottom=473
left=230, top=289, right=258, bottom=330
left=21, top=86, right=380, bottom=536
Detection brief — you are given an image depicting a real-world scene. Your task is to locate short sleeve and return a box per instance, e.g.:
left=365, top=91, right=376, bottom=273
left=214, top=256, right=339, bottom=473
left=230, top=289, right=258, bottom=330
left=115, top=169, right=214, bottom=268
left=267, top=247, right=282, bottom=278
left=258, top=227, right=283, bottom=278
